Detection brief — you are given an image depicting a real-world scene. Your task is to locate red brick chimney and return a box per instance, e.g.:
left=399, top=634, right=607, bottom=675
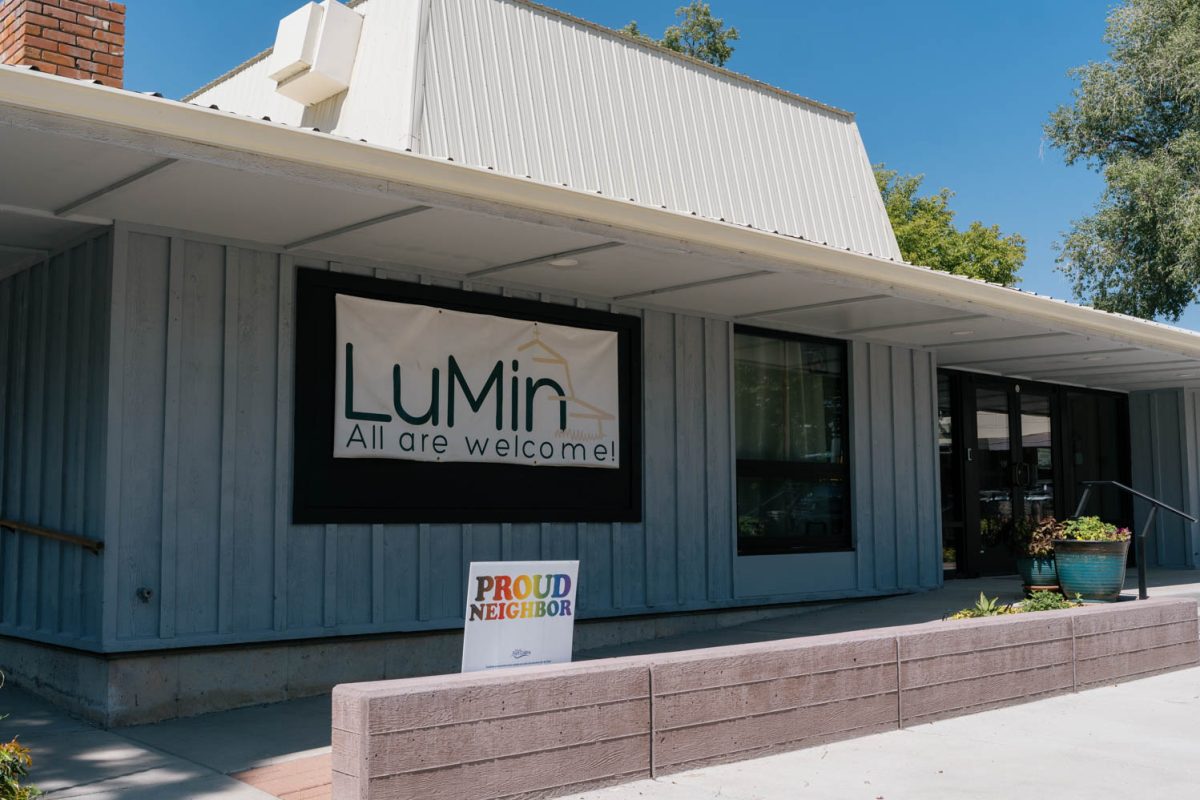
left=0, top=0, right=124, bottom=87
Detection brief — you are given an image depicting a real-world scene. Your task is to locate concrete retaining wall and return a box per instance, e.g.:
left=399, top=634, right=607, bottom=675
left=332, top=598, right=1200, bottom=800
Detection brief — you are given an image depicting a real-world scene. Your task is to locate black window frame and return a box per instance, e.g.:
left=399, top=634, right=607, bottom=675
left=733, top=325, right=853, bottom=556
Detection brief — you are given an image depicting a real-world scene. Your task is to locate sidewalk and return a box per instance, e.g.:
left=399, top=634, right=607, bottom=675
left=6, top=569, right=1199, bottom=799
left=0, top=689, right=330, bottom=798
left=561, top=665, right=1200, bottom=800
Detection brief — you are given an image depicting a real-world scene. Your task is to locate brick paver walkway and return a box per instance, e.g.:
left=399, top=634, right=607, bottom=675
left=233, top=753, right=332, bottom=800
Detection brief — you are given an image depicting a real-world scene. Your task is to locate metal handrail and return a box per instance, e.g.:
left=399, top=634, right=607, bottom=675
left=1072, top=480, right=1197, bottom=600
left=0, top=518, right=104, bottom=555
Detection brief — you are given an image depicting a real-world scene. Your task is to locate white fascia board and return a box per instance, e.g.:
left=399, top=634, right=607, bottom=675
left=4, top=65, right=1200, bottom=361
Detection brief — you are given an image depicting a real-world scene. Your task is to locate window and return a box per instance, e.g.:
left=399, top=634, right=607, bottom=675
left=734, top=328, right=851, bottom=555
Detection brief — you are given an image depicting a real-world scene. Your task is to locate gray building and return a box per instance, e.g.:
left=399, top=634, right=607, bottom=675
left=1, top=0, right=1199, bottom=725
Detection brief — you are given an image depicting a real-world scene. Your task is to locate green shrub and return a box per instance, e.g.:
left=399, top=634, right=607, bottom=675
left=1020, top=591, right=1081, bottom=612
left=949, top=592, right=1016, bottom=619
left=951, top=590, right=1085, bottom=620
left=0, top=738, right=40, bottom=800
left=1009, top=516, right=1059, bottom=557
left=0, top=673, right=40, bottom=800
left=1059, top=516, right=1130, bottom=542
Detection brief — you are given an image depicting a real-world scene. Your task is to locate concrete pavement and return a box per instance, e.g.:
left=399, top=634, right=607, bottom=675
left=0, top=686, right=327, bottom=798
left=561, top=665, right=1200, bottom=800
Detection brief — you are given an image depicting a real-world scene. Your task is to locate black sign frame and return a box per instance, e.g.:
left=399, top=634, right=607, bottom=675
left=293, top=268, right=643, bottom=524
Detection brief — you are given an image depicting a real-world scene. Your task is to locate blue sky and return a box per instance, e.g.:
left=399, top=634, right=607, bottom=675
left=124, top=1, right=1194, bottom=327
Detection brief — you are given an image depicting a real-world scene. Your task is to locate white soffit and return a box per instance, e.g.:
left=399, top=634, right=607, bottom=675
left=496, top=246, right=748, bottom=300
left=1019, top=356, right=1198, bottom=380
left=868, top=316, right=1056, bottom=350
left=763, top=296, right=974, bottom=335
left=642, top=273, right=876, bottom=319
left=74, top=160, right=403, bottom=245
left=0, top=122, right=164, bottom=211
left=0, top=212, right=97, bottom=252
left=307, top=206, right=606, bottom=274
left=946, top=348, right=1156, bottom=375
left=937, top=334, right=1141, bottom=366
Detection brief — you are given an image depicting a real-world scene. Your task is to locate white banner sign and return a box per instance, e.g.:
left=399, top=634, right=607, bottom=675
left=335, top=294, right=620, bottom=467
left=461, top=560, right=579, bottom=672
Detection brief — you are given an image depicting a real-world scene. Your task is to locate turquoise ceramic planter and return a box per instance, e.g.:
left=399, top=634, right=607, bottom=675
left=1015, top=556, right=1058, bottom=590
left=1053, top=539, right=1130, bottom=602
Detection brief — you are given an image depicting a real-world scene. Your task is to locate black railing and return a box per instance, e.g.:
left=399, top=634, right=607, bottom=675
left=1072, top=480, right=1197, bottom=600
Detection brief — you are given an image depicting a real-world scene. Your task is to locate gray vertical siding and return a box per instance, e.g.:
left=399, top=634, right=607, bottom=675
left=88, top=227, right=942, bottom=651
left=1130, top=389, right=1199, bottom=568
left=0, top=232, right=111, bottom=647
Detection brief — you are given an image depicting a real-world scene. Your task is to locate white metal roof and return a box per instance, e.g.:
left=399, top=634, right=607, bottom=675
left=188, top=0, right=903, bottom=262
left=4, top=64, right=1200, bottom=394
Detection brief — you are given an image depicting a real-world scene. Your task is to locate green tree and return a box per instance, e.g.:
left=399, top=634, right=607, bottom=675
left=620, top=2, right=740, bottom=67
left=1045, top=0, right=1200, bottom=320
left=875, top=167, right=1027, bottom=285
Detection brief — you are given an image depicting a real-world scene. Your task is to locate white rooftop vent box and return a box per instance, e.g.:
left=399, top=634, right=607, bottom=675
left=267, top=1, right=363, bottom=106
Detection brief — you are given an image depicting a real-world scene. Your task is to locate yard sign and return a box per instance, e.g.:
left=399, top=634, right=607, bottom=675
left=461, top=560, right=579, bottom=672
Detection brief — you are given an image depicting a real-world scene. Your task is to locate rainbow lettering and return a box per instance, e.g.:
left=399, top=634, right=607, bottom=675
left=468, top=573, right=573, bottom=621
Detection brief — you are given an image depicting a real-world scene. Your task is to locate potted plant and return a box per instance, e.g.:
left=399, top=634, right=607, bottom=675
left=1053, top=516, right=1132, bottom=602
left=1010, top=516, right=1060, bottom=594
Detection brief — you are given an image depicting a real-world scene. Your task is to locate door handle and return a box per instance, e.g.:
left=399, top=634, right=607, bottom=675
left=1013, top=462, right=1031, bottom=487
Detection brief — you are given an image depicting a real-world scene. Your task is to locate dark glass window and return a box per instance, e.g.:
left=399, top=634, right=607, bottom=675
left=734, top=328, right=851, bottom=555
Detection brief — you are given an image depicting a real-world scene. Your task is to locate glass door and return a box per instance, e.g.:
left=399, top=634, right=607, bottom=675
left=940, top=369, right=1130, bottom=577
left=963, top=380, right=1057, bottom=575
left=1018, top=390, right=1055, bottom=527
left=938, top=374, right=965, bottom=574
left=972, top=385, right=1017, bottom=573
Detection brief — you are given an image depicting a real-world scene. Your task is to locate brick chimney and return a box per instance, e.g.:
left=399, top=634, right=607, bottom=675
left=0, top=0, right=124, bottom=87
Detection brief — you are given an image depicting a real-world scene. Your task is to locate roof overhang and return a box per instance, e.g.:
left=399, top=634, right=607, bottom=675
left=3, top=65, right=1200, bottom=393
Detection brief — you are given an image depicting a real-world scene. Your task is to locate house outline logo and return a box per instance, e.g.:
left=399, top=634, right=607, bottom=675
left=518, top=328, right=615, bottom=441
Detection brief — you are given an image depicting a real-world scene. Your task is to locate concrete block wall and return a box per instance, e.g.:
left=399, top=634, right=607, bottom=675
left=1073, top=597, right=1199, bottom=687
left=332, top=660, right=650, bottom=800
left=897, top=612, right=1075, bottom=725
left=648, top=633, right=898, bottom=773
left=333, top=598, right=1200, bottom=800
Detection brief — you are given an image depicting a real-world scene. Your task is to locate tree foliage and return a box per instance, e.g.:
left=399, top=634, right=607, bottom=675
left=1045, top=0, right=1200, bottom=320
left=620, top=2, right=740, bottom=67
left=874, top=167, right=1027, bottom=285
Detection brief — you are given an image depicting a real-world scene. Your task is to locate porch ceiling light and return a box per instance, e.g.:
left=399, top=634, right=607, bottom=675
left=950, top=330, right=974, bottom=336
left=1082, top=355, right=1108, bottom=361
left=548, top=257, right=580, bottom=268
